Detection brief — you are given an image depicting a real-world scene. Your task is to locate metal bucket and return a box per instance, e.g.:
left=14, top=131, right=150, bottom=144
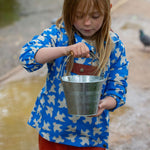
left=61, top=75, right=105, bottom=116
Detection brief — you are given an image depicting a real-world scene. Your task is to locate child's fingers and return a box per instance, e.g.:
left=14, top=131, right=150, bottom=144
left=90, top=108, right=104, bottom=117
left=81, top=43, right=90, bottom=57
left=91, top=101, right=105, bottom=117
left=68, top=42, right=90, bottom=58
left=77, top=43, right=89, bottom=58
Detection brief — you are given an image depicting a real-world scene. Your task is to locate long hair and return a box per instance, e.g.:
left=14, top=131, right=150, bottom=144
left=56, top=0, right=114, bottom=75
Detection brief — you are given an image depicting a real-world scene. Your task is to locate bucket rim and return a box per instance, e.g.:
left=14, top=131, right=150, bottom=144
left=61, top=75, right=105, bottom=83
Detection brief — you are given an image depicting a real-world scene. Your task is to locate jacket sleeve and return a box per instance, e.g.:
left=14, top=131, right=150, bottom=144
left=104, top=39, right=129, bottom=111
left=19, top=26, right=60, bottom=72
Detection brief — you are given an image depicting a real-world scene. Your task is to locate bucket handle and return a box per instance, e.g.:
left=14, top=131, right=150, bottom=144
left=60, top=52, right=73, bottom=80
left=60, top=51, right=100, bottom=79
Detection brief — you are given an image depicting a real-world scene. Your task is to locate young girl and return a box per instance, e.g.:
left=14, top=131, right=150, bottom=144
left=19, top=0, right=129, bottom=149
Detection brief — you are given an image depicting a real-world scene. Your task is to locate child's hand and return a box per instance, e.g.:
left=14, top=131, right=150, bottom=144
left=91, top=96, right=117, bottom=117
left=66, top=42, right=90, bottom=58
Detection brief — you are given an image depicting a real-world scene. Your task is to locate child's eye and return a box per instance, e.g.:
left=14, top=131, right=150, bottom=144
left=92, top=15, right=100, bottom=19
left=76, top=15, right=84, bottom=19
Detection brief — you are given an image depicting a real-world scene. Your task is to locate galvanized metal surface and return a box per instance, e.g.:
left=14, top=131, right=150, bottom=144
left=61, top=75, right=105, bottom=115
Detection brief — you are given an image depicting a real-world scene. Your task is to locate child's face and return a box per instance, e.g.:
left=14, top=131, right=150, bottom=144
left=73, top=6, right=104, bottom=39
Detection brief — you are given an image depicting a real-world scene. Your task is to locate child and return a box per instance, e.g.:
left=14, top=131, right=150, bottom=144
left=19, top=0, right=129, bottom=149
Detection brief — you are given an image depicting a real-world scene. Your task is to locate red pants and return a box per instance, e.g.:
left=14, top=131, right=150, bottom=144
left=39, top=135, right=106, bottom=150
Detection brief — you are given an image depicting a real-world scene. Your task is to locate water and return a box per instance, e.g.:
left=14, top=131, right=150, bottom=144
left=0, top=0, right=20, bottom=28
left=0, top=0, right=63, bottom=28
left=0, top=77, right=45, bottom=150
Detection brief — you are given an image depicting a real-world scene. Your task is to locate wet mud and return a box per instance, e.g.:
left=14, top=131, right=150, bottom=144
left=0, top=77, right=45, bottom=150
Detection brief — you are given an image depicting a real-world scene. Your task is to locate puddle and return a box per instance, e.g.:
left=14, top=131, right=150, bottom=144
left=0, top=0, right=20, bottom=28
left=0, top=77, right=45, bottom=150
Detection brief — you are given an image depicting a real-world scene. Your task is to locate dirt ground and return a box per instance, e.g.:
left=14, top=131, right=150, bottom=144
left=0, top=0, right=150, bottom=149
left=109, top=0, right=150, bottom=149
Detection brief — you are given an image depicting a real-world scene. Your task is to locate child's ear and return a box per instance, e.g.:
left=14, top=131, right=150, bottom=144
left=110, top=3, right=112, bottom=9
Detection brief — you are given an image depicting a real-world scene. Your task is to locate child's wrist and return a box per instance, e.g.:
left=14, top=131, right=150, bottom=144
left=64, top=46, right=71, bottom=56
left=103, top=96, right=117, bottom=110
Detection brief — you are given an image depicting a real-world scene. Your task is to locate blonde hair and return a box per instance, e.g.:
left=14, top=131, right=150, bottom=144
left=56, top=0, right=114, bottom=75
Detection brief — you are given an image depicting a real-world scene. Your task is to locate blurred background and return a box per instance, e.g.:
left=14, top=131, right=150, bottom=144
left=0, top=0, right=150, bottom=150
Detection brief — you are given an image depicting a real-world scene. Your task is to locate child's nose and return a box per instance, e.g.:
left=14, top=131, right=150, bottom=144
left=83, top=16, right=91, bottom=25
